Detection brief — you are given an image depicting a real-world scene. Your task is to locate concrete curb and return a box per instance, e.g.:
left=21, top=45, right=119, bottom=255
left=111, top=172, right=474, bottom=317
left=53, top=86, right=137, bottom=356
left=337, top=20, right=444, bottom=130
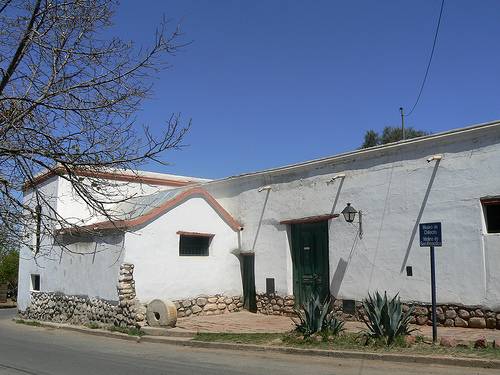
left=15, top=320, right=141, bottom=343
left=16, top=320, right=500, bottom=370
left=141, top=326, right=196, bottom=338
left=149, top=338, right=500, bottom=370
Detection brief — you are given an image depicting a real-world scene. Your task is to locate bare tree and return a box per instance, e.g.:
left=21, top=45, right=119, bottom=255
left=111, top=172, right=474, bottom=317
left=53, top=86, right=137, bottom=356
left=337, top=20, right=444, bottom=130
left=0, top=0, right=190, bottom=254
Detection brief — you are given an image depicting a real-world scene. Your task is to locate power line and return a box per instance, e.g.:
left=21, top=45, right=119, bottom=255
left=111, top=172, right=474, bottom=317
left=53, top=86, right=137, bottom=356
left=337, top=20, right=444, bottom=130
left=405, top=0, right=445, bottom=117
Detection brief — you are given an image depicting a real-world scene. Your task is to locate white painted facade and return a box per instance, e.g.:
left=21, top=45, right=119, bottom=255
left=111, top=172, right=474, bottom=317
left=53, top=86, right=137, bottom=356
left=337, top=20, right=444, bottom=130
left=125, top=197, right=241, bottom=303
left=205, top=122, right=500, bottom=309
left=17, top=121, right=500, bottom=311
left=17, top=173, right=211, bottom=310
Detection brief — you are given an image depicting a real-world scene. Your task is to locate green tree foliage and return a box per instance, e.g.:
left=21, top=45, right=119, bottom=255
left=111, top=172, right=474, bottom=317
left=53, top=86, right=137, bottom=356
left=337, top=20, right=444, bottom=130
left=361, top=130, right=380, bottom=148
left=361, top=126, right=429, bottom=148
left=0, top=250, right=19, bottom=285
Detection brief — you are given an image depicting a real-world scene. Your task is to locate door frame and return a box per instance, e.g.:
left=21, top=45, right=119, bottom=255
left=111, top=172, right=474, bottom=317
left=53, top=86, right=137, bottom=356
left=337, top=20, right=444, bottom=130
left=290, top=220, right=330, bottom=306
left=241, top=253, right=257, bottom=312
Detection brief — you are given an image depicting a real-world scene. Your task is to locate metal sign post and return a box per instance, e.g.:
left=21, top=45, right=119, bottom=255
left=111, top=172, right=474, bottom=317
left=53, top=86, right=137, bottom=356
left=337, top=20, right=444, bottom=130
left=429, top=246, right=437, bottom=343
left=419, top=222, right=442, bottom=344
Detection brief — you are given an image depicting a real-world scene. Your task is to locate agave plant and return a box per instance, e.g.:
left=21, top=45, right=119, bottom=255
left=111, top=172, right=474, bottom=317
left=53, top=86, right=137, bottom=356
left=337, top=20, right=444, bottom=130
left=362, top=291, right=415, bottom=345
left=292, top=292, right=331, bottom=337
left=322, top=312, right=345, bottom=336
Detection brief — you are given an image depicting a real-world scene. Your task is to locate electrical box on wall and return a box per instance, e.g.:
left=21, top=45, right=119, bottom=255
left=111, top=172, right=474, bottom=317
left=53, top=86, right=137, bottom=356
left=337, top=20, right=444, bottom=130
left=406, top=266, right=413, bottom=277
left=342, top=299, right=356, bottom=314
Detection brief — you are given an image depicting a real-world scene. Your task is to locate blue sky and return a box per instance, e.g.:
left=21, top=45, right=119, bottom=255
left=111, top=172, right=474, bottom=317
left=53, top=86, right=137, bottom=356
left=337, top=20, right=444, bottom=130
left=113, top=1, right=500, bottom=179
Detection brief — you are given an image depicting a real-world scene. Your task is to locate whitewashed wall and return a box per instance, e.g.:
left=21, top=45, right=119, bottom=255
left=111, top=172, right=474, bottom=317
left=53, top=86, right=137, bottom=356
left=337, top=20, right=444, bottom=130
left=56, top=176, right=177, bottom=225
left=18, top=123, right=500, bottom=312
left=124, top=197, right=241, bottom=303
left=18, top=176, right=58, bottom=310
left=206, top=125, right=500, bottom=310
left=18, top=177, right=125, bottom=310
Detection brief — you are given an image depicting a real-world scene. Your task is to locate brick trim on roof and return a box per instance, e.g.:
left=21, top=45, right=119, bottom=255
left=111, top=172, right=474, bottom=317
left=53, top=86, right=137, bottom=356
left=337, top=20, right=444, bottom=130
left=58, top=187, right=243, bottom=234
left=24, top=166, right=197, bottom=191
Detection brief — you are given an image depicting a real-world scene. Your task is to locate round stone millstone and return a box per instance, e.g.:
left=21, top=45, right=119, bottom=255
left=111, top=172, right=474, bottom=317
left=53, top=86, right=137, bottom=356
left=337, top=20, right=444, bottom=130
left=146, top=299, right=177, bottom=327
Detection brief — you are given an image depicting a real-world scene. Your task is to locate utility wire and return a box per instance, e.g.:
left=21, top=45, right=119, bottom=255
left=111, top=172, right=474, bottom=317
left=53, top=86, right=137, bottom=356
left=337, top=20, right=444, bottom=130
left=406, top=0, right=445, bottom=117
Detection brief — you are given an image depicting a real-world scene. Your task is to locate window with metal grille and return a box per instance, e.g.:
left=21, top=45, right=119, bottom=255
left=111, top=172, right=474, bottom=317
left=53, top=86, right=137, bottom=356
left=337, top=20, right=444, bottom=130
left=482, top=199, right=500, bottom=234
left=179, top=234, right=211, bottom=256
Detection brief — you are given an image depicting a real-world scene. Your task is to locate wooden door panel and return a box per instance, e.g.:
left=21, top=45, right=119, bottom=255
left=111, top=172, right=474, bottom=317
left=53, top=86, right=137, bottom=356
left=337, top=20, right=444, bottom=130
left=291, top=221, right=329, bottom=306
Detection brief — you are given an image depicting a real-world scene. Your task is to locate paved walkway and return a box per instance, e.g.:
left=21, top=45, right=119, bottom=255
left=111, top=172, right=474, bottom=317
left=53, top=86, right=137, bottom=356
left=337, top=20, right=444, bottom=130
left=176, top=311, right=500, bottom=342
left=176, top=311, right=295, bottom=333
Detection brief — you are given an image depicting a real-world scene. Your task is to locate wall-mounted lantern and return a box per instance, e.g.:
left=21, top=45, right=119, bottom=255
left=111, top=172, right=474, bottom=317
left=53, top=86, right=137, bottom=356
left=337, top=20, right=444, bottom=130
left=341, top=203, right=363, bottom=238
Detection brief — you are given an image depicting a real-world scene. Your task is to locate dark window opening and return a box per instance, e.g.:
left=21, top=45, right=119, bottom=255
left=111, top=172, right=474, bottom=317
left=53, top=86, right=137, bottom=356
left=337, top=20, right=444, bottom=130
left=342, top=299, right=356, bottom=314
left=31, top=274, right=40, bottom=291
left=406, top=266, right=413, bottom=277
left=266, top=278, right=275, bottom=295
left=35, top=204, right=41, bottom=254
left=179, top=235, right=210, bottom=256
left=482, top=199, right=500, bottom=234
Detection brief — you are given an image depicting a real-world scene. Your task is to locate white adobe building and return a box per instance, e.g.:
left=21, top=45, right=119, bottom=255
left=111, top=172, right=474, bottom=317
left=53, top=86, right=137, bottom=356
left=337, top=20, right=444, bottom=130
left=18, top=120, right=500, bottom=328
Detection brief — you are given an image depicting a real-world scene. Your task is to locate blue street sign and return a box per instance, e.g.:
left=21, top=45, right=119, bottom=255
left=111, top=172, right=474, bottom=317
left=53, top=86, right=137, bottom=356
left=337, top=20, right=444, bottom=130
left=419, top=222, right=442, bottom=247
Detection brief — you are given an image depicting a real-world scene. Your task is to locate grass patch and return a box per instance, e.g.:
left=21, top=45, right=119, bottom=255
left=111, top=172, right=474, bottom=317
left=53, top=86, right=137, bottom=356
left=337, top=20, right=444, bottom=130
left=108, top=325, right=144, bottom=337
left=85, top=322, right=100, bottom=329
left=194, top=332, right=283, bottom=345
left=15, top=319, right=42, bottom=327
left=194, top=331, right=500, bottom=360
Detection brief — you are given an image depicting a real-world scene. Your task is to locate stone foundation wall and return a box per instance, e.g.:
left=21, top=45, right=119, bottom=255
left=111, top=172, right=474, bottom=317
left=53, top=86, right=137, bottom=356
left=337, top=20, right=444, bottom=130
left=256, top=294, right=500, bottom=330
left=331, top=299, right=500, bottom=330
left=256, top=293, right=295, bottom=315
left=19, top=263, right=146, bottom=328
left=406, top=304, right=500, bottom=329
left=20, top=292, right=122, bottom=325
left=174, top=295, right=244, bottom=317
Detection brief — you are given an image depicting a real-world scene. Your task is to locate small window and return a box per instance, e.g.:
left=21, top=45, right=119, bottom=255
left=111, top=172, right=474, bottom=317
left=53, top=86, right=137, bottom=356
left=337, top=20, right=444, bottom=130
left=482, top=199, right=500, bottom=234
left=178, top=232, right=212, bottom=256
left=342, top=299, right=356, bottom=314
left=31, top=274, right=40, bottom=291
left=266, top=278, right=275, bottom=295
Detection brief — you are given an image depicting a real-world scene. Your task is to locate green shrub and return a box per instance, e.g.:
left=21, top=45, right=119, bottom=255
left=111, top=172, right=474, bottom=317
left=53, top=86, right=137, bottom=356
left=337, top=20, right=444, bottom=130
left=362, top=291, right=415, bottom=345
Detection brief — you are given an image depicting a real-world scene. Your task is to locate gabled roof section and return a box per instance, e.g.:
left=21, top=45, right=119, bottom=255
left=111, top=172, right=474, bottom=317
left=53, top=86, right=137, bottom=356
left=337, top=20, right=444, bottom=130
left=216, top=120, right=500, bottom=182
left=58, top=187, right=243, bottom=234
left=24, top=166, right=210, bottom=191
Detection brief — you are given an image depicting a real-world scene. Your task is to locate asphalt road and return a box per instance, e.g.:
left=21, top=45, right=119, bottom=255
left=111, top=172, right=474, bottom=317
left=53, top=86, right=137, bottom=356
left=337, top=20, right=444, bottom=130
left=0, top=308, right=497, bottom=375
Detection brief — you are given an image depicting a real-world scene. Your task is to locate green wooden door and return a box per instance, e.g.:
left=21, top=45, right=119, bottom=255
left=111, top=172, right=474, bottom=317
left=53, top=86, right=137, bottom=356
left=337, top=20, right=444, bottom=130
left=242, top=254, right=257, bottom=312
left=291, top=221, right=330, bottom=306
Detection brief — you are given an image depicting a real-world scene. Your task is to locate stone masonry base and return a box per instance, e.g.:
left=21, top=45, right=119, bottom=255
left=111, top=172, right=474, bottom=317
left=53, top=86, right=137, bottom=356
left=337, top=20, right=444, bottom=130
left=256, top=294, right=500, bottom=330
left=174, top=295, right=244, bottom=317
left=20, top=263, right=146, bottom=328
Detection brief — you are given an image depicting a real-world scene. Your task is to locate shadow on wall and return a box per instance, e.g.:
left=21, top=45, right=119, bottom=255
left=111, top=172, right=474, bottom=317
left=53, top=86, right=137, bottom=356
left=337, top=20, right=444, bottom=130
left=328, top=176, right=345, bottom=229
left=368, top=161, right=396, bottom=287
left=55, top=232, right=125, bottom=266
left=331, top=258, right=348, bottom=298
left=330, top=159, right=441, bottom=296
left=251, top=188, right=271, bottom=251
left=400, top=159, right=441, bottom=273
left=330, top=229, right=361, bottom=298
